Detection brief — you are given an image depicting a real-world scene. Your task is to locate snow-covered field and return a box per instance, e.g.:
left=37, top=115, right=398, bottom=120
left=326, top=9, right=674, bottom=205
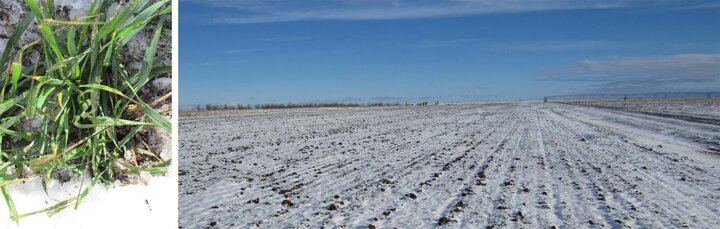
left=179, top=101, right=720, bottom=228
left=561, top=98, right=720, bottom=124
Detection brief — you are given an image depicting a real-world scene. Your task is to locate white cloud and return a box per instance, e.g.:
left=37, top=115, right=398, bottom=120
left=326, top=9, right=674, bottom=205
left=180, top=0, right=718, bottom=24
left=541, top=54, right=720, bottom=92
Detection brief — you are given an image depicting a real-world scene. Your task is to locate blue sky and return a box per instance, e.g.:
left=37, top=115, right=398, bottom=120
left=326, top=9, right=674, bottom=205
left=179, top=0, right=720, bottom=106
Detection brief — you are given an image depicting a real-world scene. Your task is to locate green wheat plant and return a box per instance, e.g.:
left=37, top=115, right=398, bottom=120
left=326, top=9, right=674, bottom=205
left=0, top=0, right=171, bottom=223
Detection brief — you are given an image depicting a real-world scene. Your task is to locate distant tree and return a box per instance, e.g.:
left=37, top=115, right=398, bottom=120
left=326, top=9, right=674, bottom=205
left=245, top=102, right=401, bottom=109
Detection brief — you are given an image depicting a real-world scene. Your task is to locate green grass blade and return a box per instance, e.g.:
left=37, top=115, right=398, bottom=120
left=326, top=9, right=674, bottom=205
left=73, top=176, right=98, bottom=210
left=150, top=65, right=171, bottom=76
left=0, top=126, right=33, bottom=139
left=0, top=94, right=24, bottom=116
left=0, top=14, right=34, bottom=80
left=37, top=25, right=65, bottom=62
left=24, top=79, right=40, bottom=119
left=0, top=176, right=19, bottom=224
left=30, top=76, right=65, bottom=86
left=10, top=63, right=21, bottom=94
left=97, top=0, right=143, bottom=39
left=44, top=0, right=55, bottom=19
left=24, top=0, right=44, bottom=20
left=134, top=16, right=166, bottom=89
left=79, top=84, right=128, bottom=99
left=116, top=1, right=170, bottom=46
left=125, top=82, right=171, bottom=132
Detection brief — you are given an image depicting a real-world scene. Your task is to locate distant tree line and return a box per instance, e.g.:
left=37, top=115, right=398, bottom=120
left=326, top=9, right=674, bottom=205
left=196, top=104, right=252, bottom=111
left=192, top=102, right=435, bottom=111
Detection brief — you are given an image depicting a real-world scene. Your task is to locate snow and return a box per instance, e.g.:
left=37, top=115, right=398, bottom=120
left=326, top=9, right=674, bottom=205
left=20, top=116, right=41, bottom=132
left=562, top=98, right=720, bottom=120
left=54, top=0, right=93, bottom=20
left=179, top=101, right=720, bottom=228
left=1, top=168, right=177, bottom=228
left=152, top=77, right=173, bottom=93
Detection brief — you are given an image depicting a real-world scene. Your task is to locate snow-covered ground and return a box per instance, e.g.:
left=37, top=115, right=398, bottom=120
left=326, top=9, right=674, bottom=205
left=179, top=101, right=720, bottom=228
left=1, top=169, right=177, bottom=229
left=561, top=98, right=720, bottom=122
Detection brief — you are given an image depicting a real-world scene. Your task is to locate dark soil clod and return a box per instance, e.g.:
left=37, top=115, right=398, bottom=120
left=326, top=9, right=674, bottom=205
left=438, top=216, right=452, bottom=225
left=406, top=193, right=417, bottom=199
left=504, top=180, right=514, bottom=186
left=247, top=198, right=260, bottom=204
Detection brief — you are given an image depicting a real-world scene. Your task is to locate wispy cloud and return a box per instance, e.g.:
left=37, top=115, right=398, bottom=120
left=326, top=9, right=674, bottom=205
left=499, top=41, right=641, bottom=52
left=541, top=54, right=720, bottom=92
left=199, top=59, right=247, bottom=66
left=181, top=0, right=719, bottom=24
left=669, top=2, right=720, bottom=10
left=404, top=40, right=644, bottom=52
left=219, top=48, right=270, bottom=55
left=256, top=36, right=313, bottom=42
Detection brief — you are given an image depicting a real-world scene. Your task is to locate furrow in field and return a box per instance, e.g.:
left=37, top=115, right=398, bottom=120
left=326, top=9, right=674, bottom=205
left=543, top=104, right=720, bottom=227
